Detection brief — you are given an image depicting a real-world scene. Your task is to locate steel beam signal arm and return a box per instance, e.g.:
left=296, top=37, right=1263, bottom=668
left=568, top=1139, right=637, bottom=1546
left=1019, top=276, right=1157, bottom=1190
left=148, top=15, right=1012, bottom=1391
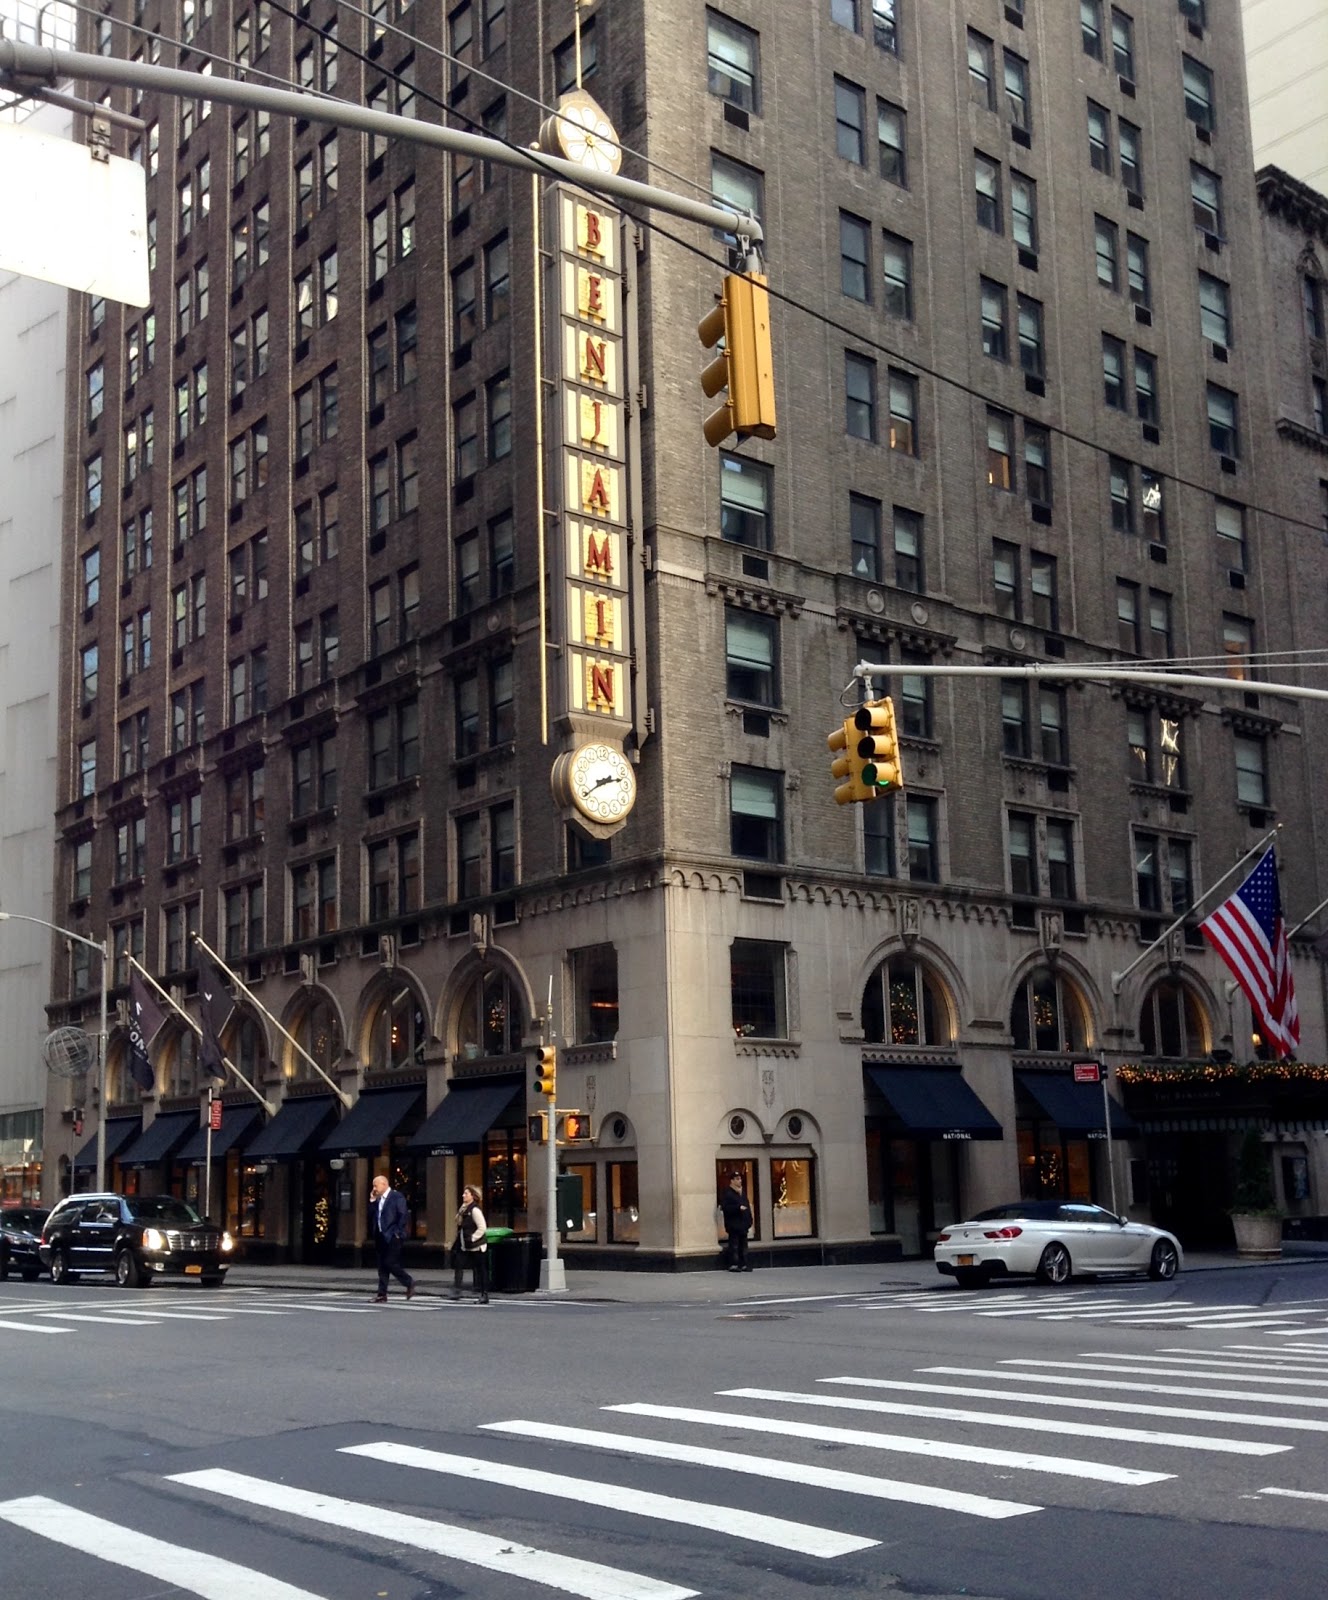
left=0, top=41, right=760, bottom=244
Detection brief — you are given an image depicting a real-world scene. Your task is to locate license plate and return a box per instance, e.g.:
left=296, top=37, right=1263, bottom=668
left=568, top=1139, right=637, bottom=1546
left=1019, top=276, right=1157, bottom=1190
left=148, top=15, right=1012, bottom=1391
left=184, top=1264, right=202, bottom=1275
left=957, top=1254, right=975, bottom=1266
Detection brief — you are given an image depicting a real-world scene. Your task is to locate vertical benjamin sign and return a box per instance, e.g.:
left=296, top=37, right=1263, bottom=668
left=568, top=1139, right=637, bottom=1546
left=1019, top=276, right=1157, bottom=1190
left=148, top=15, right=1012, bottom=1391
left=552, top=191, right=633, bottom=734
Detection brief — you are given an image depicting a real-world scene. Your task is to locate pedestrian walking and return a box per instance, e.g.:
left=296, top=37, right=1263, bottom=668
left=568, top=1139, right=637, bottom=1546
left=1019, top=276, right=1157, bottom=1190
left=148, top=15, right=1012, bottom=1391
left=719, top=1172, right=753, bottom=1271
left=452, top=1184, right=489, bottom=1302
left=369, top=1173, right=416, bottom=1302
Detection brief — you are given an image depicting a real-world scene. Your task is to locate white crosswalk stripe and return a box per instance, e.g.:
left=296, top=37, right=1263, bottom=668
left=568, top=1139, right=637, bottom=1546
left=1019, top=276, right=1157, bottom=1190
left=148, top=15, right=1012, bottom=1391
left=169, top=1467, right=698, bottom=1600
left=925, top=1364, right=1328, bottom=1409
left=0, top=1495, right=324, bottom=1598
left=844, top=1287, right=1328, bottom=1334
left=342, top=1439, right=878, bottom=1557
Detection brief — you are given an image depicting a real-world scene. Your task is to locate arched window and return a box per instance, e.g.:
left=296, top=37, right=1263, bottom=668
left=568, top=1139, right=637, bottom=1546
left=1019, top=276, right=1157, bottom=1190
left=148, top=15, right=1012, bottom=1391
left=368, top=984, right=427, bottom=1069
left=222, top=1011, right=268, bottom=1082
left=1010, top=966, right=1089, bottom=1053
left=455, top=968, right=525, bottom=1059
left=106, top=1037, right=136, bottom=1104
left=163, top=1028, right=198, bottom=1097
left=861, top=956, right=952, bottom=1046
left=1139, top=977, right=1208, bottom=1058
left=289, top=992, right=342, bottom=1081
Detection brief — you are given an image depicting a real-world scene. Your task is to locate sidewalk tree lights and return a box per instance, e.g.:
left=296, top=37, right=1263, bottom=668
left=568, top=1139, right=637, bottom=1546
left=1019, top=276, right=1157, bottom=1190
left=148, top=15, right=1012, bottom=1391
left=0, top=912, right=109, bottom=1190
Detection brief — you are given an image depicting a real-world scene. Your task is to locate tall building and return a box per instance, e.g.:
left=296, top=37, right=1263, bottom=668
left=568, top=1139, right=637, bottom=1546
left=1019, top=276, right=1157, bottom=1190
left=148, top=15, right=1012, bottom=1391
left=48, top=0, right=1328, bottom=1264
left=0, top=0, right=76, bottom=1206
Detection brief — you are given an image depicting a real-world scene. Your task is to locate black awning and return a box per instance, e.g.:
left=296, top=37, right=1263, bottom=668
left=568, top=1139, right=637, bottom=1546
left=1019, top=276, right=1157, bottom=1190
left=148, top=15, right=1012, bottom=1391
left=405, top=1079, right=523, bottom=1155
left=118, top=1111, right=197, bottom=1169
left=176, top=1103, right=265, bottom=1164
left=246, top=1096, right=339, bottom=1162
left=866, top=1067, right=1003, bottom=1141
left=1016, top=1071, right=1138, bottom=1139
left=319, top=1086, right=423, bottom=1158
left=72, top=1117, right=143, bottom=1171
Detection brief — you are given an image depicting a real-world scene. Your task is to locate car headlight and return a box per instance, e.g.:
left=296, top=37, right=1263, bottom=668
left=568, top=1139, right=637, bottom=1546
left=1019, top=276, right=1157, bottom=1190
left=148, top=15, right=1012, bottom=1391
left=141, top=1227, right=167, bottom=1252
left=220, top=1231, right=235, bottom=1253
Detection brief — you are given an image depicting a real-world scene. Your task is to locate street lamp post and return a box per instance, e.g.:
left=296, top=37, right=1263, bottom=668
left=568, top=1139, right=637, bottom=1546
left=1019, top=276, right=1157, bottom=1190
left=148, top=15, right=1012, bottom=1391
left=0, top=912, right=111, bottom=1191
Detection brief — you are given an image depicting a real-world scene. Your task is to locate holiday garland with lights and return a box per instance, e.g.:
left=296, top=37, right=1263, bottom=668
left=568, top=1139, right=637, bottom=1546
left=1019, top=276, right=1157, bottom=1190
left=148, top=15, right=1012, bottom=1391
left=1118, top=1061, right=1328, bottom=1086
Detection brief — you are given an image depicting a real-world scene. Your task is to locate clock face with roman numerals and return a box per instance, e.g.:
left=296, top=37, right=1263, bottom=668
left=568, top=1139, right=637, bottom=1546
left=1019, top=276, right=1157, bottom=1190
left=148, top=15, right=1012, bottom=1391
left=568, top=742, right=636, bottom=823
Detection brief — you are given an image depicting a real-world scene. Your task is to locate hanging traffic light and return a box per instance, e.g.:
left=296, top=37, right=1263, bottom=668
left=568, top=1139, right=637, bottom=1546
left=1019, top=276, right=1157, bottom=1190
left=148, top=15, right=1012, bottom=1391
left=697, top=272, right=777, bottom=447
left=828, top=717, right=875, bottom=805
left=854, top=698, right=904, bottom=794
left=533, top=1045, right=557, bottom=1100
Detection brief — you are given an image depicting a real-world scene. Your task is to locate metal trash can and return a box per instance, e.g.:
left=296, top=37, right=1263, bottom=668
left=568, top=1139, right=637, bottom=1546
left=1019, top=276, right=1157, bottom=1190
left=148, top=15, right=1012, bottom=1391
left=489, top=1231, right=542, bottom=1293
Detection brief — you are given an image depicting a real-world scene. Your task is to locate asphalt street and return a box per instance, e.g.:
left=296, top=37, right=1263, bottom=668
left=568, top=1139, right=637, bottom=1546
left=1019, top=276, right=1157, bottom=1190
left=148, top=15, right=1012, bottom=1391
left=1, top=1257, right=1327, bottom=1599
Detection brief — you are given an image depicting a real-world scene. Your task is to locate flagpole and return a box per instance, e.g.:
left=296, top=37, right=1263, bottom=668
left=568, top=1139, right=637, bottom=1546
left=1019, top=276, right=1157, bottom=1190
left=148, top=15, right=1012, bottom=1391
left=1111, top=822, right=1281, bottom=996
left=128, top=956, right=275, bottom=1115
left=1286, top=891, right=1328, bottom=945
left=192, top=935, right=351, bottom=1108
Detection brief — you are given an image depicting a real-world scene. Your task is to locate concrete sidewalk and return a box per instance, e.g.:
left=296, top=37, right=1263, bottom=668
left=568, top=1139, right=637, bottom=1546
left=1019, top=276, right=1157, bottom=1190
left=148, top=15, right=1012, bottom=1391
left=222, top=1241, right=1328, bottom=1303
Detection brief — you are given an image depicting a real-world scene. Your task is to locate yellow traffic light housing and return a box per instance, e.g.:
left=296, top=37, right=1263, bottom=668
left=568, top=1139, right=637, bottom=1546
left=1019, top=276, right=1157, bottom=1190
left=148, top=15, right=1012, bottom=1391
left=697, top=272, right=777, bottom=448
left=559, top=1111, right=594, bottom=1143
left=533, top=1044, right=557, bottom=1100
left=854, top=698, right=904, bottom=794
left=527, top=1112, right=548, bottom=1144
left=828, top=718, right=875, bottom=805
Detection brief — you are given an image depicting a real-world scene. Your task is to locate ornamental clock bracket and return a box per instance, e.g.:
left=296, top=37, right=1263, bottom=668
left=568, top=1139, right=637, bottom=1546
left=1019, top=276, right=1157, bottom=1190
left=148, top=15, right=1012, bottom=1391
left=551, top=740, right=637, bottom=840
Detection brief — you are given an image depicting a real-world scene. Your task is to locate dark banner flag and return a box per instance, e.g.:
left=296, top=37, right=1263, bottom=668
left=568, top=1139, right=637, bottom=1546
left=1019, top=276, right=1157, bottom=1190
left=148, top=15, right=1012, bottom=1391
left=127, top=971, right=166, bottom=1092
left=196, top=945, right=234, bottom=1082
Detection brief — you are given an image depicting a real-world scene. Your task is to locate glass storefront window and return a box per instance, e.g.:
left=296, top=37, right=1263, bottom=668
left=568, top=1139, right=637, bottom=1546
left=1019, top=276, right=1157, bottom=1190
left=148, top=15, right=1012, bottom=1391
left=389, top=1150, right=427, bottom=1239
left=235, top=1161, right=266, bottom=1237
left=1018, top=1122, right=1092, bottom=1200
left=560, top=1162, right=596, bottom=1241
left=370, top=987, right=426, bottom=1069
left=607, top=1160, right=639, bottom=1242
left=714, top=1157, right=760, bottom=1241
left=291, top=993, right=342, bottom=1080
left=482, top=1126, right=528, bottom=1230
left=771, top=1157, right=815, bottom=1237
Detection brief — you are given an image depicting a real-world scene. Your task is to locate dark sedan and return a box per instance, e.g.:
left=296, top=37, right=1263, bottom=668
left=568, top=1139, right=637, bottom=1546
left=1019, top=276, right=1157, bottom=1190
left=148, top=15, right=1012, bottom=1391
left=0, top=1206, right=50, bottom=1281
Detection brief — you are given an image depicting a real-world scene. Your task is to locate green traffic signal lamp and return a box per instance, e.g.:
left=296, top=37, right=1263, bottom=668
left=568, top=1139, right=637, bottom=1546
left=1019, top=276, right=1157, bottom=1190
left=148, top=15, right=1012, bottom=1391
left=533, top=1044, right=557, bottom=1100
left=853, top=698, right=904, bottom=793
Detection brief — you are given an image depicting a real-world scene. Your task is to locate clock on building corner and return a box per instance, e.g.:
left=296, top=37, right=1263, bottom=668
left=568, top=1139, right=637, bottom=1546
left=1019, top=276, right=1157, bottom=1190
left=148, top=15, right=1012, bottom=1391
left=552, top=742, right=637, bottom=825
left=538, top=90, right=623, bottom=175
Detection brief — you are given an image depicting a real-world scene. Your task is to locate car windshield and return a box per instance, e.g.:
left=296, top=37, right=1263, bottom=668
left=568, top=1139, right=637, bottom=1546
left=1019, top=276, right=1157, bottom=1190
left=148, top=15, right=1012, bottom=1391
left=125, top=1197, right=205, bottom=1227
left=2, top=1209, right=48, bottom=1230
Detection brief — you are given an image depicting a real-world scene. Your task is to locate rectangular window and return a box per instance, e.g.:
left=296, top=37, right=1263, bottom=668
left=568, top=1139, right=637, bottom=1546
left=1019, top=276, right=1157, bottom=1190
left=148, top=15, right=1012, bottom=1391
left=975, top=152, right=1001, bottom=232
left=731, top=939, right=787, bottom=1039
left=710, top=152, right=764, bottom=243
left=906, top=796, right=938, bottom=883
left=1119, top=119, right=1142, bottom=196
left=1117, top=579, right=1140, bottom=652
left=986, top=409, right=1014, bottom=491
left=456, top=813, right=482, bottom=899
left=893, top=507, right=923, bottom=591
left=850, top=494, right=880, bottom=580
left=1088, top=100, right=1112, bottom=174
left=490, top=802, right=515, bottom=892
left=454, top=395, right=478, bottom=479
left=1111, top=9, right=1134, bottom=77
left=1135, top=831, right=1160, bottom=911
left=1191, top=163, right=1222, bottom=234
left=1017, top=295, right=1043, bottom=377
left=864, top=792, right=895, bottom=877
left=1110, top=457, right=1136, bottom=533
left=1004, top=51, right=1030, bottom=131
left=1095, top=216, right=1119, bottom=289
left=840, top=212, right=870, bottom=302
left=881, top=231, right=912, bottom=318
left=980, top=278, right=1008, bottom=361
left=452, top=260, right=476, bottom=346
left=834, top=77, right=866, bottom=165
left=1025, top=422, right=1051, bottom=506
left=1215, top=499, right=1246, bottom=571
left=1009, top=811, right=1036, bottom=895
left=1040, top=685, right=1068, bottom=765
left=1234, top=735, right=1267, bottom=807
left=1148, top=589, right=1172, bottom=658
left=993, top=540, right=1020, bottom=619
left=707, top=11, right=759, bottom=112
left=730, top=766, right=783, bottom=862
left=1126, top=233, right=1150, bottom=308
left=900, top=651, right=932, bottom=738
left=1199, top=272, right=1231, bottom=347
left=1011, top=171, right=1038, bottom=251
left=719, top=453, right=772, bottom=549
left=1103, top=334, right=1127, bottom=409
left=1207, top=383, right=1238, bottom=456
left=1081, top=0, right=1103, bottom=59
left=1134, top=348, right=1158, bottom=424
left=1183, top=54, right=1215, bottom=132
left=845, top=352, right=876, bottom=441
left=967, top=30, right=995, bottom=112
left=877, top=100, right=907, bottom=186
left=1045, top=820, right=1075, bottom=900
left=1222, top=613, right=1252, bottom=680
left=1142, top=469, right=1165, bottom=543
left=485, top=233, right=510, bottom=324
left=888, top=370, right=917, bottom=454
left=1030, top=551, right=1058, bottom=630
left=726, top=609, right=778, bottom=705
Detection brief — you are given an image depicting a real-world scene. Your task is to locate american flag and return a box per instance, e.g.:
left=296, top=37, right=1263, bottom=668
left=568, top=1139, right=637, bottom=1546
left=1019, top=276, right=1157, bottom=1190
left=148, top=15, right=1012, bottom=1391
left=1201, top=848, right=1300, bottom=1058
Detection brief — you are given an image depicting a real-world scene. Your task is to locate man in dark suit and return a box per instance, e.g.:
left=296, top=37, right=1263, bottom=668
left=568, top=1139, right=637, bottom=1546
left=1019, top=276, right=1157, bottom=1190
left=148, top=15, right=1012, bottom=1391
left=369, top=1173, right=416, bottom=1302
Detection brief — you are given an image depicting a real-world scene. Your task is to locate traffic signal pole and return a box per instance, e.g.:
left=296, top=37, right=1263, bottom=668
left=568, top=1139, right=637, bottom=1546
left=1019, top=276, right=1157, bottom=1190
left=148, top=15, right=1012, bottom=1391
left=0, top=40, right=763, bottom=248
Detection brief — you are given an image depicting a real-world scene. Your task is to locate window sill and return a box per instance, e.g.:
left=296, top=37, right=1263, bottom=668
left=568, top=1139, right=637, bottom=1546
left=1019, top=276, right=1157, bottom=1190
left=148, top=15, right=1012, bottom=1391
left=732, top=1036, right=800, bottom=1058
left=562, top=1041, right=617, bottom=1066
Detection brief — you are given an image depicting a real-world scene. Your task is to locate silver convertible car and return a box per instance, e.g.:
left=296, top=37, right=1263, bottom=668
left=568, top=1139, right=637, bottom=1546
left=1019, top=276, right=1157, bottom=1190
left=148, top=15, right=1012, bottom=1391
left=934, top=1200, right=1183, bottom=1288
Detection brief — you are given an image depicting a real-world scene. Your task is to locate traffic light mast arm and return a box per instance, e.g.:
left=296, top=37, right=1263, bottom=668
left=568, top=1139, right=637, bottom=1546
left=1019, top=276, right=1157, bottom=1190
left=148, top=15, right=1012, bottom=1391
left=848, top=658, right=1328, bottom=704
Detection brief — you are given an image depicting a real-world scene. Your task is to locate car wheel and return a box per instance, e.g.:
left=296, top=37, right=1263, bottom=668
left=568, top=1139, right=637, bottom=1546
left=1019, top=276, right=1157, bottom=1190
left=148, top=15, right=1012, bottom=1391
left=1035, top=1241, right=1072, bottom=1285
left=114, top=1250, right=143, bottom=1289
left=1148, top=1239, right=1180, bottom=1281
left=50, top=1248, right=78, bottom=1286
left=953, top=1267, right=990, bottom=1289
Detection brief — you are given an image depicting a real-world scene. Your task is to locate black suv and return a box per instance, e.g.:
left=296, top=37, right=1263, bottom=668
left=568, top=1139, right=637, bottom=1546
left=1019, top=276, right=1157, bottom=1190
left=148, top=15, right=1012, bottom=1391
left=40, top=1194, right=233, bottom=1287
left=0, top=1207, right=49, bottom=1281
